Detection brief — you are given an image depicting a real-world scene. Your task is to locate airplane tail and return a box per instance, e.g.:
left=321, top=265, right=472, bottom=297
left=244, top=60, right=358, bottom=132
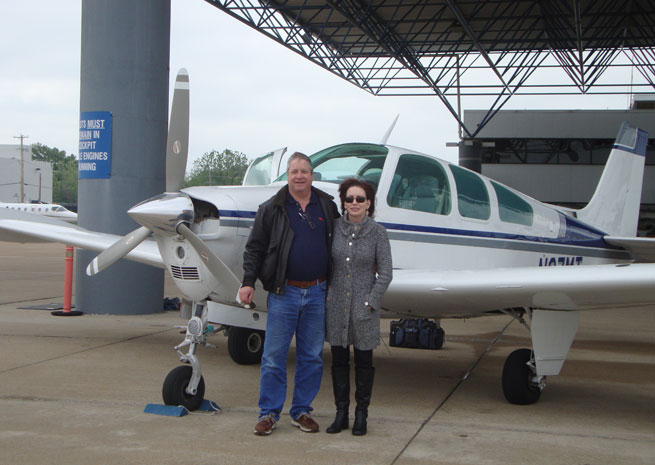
left=576, top=122, right=648, bottom=237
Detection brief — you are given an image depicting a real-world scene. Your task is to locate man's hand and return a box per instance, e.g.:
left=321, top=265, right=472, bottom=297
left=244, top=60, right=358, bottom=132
left=239, top=285, right=255, bottom=306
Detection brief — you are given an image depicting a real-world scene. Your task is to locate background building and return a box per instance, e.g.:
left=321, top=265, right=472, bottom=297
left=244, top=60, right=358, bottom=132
left=0, top=144, right=53, bottom=203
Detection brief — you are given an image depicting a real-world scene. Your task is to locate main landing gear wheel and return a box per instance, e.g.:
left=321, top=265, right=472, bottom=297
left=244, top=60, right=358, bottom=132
left=228, top=327, right=265, bottom=365
left=502, top=348, right=542, bottom=405
left=162, top=365, right=205, bottom=411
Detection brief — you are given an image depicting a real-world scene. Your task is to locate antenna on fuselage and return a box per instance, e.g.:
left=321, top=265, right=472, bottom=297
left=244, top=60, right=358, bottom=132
left=379, top=114, right=399, bottom=145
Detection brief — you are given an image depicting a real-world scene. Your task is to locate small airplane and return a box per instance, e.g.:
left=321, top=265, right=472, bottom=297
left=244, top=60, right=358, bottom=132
left=0, top=202, right=77, bottom=223
left=1, top=68, right=654, bottom=411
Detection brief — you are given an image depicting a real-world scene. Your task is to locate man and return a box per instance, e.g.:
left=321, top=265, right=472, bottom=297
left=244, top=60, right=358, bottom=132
left=239, top=152, right=339, bottom=436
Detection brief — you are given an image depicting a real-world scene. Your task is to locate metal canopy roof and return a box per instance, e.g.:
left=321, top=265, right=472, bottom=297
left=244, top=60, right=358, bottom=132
left=204, top=0, right=655, bottom=137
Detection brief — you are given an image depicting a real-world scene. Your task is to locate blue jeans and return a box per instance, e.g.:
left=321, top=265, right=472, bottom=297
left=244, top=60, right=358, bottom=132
left=258, top=282, right=326, bottom=421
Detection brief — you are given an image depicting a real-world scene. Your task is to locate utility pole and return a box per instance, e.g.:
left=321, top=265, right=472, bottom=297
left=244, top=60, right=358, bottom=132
left=35, top=167, right=42, bottom=202
left=13, top=134, right=29, bottom=203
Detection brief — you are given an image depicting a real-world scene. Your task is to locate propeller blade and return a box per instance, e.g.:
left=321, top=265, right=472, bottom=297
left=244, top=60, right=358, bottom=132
left=176, top=223, right=254, bottom=308
left=86, top=226, right=151, bottom=276
left=166, top=68, right=190, bottom=192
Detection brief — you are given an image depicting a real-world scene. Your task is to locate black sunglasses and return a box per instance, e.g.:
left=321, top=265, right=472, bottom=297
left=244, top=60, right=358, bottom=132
left=345, top=195, right=367, bottom=204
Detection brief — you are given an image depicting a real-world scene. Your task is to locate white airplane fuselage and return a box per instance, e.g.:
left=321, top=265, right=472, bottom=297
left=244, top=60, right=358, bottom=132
left=164, top=142, right=631, bottom=324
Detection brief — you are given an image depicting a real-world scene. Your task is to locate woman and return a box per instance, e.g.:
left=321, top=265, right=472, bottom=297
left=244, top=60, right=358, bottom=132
left=325, top=178, right=393, bottom=436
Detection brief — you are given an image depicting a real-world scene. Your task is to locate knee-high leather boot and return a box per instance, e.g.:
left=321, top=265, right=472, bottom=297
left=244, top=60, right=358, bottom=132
left=326, top=366, right=350, bottom=433
left=352, top=366, right=374, bottom=436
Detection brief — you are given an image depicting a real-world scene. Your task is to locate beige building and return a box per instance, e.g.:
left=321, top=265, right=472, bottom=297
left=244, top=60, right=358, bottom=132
left=0, top=145, right=53, bottom=203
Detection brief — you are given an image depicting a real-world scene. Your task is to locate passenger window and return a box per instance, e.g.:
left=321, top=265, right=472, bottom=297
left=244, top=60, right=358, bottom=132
left=491, top=181, right=533, bottom=226
left=387, top=154, right=451, bottom=215
left=449, top=165, right=490, bottom=220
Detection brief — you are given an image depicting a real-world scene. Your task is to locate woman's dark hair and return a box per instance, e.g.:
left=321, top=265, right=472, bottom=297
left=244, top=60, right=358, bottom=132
left=338, top=178, right=376, bottom=217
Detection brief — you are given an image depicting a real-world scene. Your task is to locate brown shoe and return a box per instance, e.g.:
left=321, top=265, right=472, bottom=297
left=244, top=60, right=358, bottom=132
left=253, top=415, right=277, bottom=436
left=291, top=413, right=319, bottom=433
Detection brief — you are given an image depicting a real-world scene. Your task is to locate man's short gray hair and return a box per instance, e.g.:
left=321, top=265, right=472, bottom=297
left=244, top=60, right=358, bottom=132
left=286, top=152, right=313, bottom=173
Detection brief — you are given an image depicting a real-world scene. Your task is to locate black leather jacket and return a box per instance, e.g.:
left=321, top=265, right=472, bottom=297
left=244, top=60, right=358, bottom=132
left=241, top=185, right=340, bottom=294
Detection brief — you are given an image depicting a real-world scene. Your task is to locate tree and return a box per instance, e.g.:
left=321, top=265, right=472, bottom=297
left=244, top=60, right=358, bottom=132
left=32, top=143, right=78, bottom=204
left=184, top=149, right=249, bottom=187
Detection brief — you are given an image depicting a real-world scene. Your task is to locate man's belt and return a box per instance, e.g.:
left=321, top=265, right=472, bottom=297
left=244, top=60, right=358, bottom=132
left=286, top=277, right=326, bottom=289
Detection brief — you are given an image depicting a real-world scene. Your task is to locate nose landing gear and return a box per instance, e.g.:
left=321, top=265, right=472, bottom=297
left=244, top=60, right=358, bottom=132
left=162, top=301, right=218, bottom=410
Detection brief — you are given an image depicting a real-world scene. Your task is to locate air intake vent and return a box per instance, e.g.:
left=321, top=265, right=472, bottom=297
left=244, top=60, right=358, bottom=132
left=170, top=265, right=200, bottom=281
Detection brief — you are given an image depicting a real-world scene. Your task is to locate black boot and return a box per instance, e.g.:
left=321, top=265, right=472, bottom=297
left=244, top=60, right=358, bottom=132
left=352, top=366, right=374, bottom=436
left=326, top=366, right=350, bottom=433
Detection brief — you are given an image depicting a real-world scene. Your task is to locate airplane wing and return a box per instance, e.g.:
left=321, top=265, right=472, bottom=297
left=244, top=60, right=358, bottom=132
left=603, top=236, right=655, bottom=262
left=0, top=208, right=164, bottom=269
left=383, top=263, right=655, bottom=317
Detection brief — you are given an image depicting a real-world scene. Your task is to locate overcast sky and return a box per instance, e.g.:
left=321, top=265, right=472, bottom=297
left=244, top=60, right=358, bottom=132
left=1, top=1, right=640, bottom=169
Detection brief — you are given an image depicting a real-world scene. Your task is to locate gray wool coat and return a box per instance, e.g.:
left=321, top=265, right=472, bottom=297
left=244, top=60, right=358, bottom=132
left=325, top=215, right=393, bottom=350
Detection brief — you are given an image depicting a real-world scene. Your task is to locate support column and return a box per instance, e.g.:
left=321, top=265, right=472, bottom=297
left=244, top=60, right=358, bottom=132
left=76, top=0, right=170, bottom=314
left=458, top=140, right=482, bottom=173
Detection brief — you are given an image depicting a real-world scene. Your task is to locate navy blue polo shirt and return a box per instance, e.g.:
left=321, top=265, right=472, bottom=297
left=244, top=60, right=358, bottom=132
left=284, top=190, right=329, bottom=281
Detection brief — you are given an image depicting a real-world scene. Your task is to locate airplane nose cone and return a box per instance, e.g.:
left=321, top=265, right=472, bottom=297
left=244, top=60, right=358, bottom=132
left=128, top=193, right=194, bottom=234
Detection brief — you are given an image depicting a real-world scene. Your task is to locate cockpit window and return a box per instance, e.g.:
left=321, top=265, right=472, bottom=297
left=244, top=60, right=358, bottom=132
left=243, top=152, right=274, bottom=186
left=491, top=181, right=534, bottom=226
left=274, top=144, right=388, bottom=187
left=387, top=154, right=451, bottom=215
left=449, top=165, right=490, bottom=220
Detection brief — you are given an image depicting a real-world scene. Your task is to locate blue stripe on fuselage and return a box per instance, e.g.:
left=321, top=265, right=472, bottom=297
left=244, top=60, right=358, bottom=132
left=219, top=209, right=624, bottom=255
left=378, top=217, right=610, bottom=249
left=559, top=213, right=609, bottom=247
left=220, top=209, right=257, bottom=218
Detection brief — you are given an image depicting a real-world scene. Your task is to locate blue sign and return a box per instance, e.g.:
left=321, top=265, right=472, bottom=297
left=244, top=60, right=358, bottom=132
left=79, top=111, right=112, bottom=179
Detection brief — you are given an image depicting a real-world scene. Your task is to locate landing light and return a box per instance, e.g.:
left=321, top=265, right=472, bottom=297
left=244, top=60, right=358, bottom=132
left=187, top=316, right=203, bottom=337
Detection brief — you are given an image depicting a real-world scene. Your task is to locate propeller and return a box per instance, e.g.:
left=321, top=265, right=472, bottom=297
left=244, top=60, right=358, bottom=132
left=84, top=69, right=251, bottom=307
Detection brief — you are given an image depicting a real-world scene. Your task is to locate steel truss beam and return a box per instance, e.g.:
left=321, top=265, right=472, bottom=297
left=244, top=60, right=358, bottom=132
left=204, top=0, right=655, bottom=138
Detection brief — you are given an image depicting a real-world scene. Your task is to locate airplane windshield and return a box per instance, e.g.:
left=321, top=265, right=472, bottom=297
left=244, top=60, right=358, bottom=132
left=243, top=152, right=274, bottom=186
left=274, top=143, right=388, bottom=187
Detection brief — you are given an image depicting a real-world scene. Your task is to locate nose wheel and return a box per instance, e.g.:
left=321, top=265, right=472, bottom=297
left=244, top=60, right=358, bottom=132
left=162, top=365, right=206, bottom=411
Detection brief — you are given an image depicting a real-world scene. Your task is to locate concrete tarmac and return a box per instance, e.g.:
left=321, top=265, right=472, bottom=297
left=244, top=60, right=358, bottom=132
left=0, top=243, right=654, bottom=465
